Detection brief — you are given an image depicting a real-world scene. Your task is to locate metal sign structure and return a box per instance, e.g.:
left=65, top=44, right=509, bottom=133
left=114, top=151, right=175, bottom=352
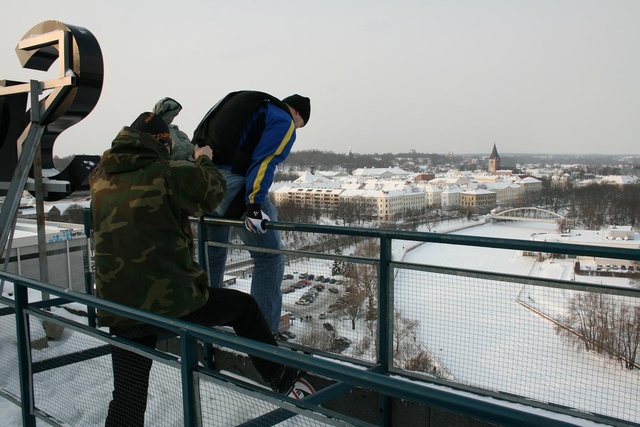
left=0, top=20, right=103, bottom=274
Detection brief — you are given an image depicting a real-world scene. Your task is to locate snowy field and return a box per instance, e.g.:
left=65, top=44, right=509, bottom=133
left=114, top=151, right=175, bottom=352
left=397, top=221, right=640, bottom=423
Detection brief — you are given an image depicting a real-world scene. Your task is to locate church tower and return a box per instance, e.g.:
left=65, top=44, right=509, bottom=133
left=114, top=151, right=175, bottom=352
left=488, top=143, right=501, bottom=173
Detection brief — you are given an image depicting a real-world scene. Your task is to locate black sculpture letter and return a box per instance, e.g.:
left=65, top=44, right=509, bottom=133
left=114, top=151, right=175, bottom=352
left=0, top=20, right=104, bottom=201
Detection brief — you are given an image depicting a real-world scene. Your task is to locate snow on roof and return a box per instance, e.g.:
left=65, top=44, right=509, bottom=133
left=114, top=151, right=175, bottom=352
left=294, top=172, right=331, bottom=183
left=18, top=200, right=91, bottom=216
left=352, top=167, right=411, bottom=178
left=484, top=182, right=521, bottom=190
left=519, top=177, right=542, bottom=183
left=530, top=228, right=640, bottom=246
left=600, top=175, right=640, bottom=185
left=462, top=189, right=496, bottom=195
left=9, top=219, right=85, bottom=246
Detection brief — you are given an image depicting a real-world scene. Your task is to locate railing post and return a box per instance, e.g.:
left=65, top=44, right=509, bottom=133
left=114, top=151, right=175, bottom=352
left=378, top=236, right=393, bottom=425
left=196, top=218, right=215, bottom=369
left=82, top=207, right=96, bottom=327
left=14, top=283, right=36, bottom=427
left=180, top=331, right=201, bottom=427
left=197, top=217, right=206, bottom=267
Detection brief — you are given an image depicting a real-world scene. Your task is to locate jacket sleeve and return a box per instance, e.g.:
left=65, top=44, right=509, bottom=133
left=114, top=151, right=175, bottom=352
left=244, top=106, right=296, bottom=206
left=169, top=125, right=195, bottom=161
left=171, top=157, right=227, bottom=216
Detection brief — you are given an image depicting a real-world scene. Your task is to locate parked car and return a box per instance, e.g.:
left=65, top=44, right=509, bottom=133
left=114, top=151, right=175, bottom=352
left=328, top=302, right=346, bottom=312
left=293, top=279, right=310, bottom=288
left=275, top=330, right=296, bottom=341
left=312, top=283, right=325, bottom=291
left=281, top=330, right=296, bottom=339
left=328, top=287, right=339, bottom=294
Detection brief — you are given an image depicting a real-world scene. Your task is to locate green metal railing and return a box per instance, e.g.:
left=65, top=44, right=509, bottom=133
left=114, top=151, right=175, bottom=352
left=1, top=216, right=639, bottom=426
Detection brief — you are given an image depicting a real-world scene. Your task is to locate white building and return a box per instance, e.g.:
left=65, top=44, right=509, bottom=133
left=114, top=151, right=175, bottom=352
left=440, top=187, right=462, bottom=210
left=272, top=167, right=544, bottom=218
left=484, top=182, right=523, bottom=205
left=517, top=176, right=544, bottom=194
left=2, top=219, right=89, bottom=292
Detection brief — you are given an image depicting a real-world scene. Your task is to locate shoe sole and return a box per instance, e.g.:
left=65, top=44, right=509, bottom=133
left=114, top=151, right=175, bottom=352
left=287, top=377, right=316, bottom=400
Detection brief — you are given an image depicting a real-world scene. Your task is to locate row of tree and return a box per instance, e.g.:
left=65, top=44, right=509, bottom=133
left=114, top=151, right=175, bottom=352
left=557, top=292, right=640, bottom=370
left=519, top=181, right=640, bottom=230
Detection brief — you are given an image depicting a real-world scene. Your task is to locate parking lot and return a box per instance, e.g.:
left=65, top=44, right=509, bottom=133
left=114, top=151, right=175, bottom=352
left=281, top=272, right=347, bottom=323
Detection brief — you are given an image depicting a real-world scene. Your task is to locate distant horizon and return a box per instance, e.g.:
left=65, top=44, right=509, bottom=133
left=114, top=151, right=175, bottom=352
left=52, top=150, right=640, bottom=158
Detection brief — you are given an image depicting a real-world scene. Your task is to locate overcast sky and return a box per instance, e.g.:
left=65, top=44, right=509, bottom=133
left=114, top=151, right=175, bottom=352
left=1, top=0, right=639, bottom=158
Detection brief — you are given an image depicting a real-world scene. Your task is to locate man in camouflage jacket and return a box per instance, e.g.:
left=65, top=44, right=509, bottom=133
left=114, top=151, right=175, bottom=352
left=91, top=112, right=307, bottom=427
left=90, top=115, right=223, bottom=327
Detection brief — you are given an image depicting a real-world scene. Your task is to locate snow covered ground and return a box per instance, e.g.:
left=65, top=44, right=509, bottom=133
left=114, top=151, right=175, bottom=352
left=396, top=221, right=640, bottom=423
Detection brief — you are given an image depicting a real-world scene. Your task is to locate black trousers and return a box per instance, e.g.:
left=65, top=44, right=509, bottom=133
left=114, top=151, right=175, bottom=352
left=105, top=287, right=282, bottom=427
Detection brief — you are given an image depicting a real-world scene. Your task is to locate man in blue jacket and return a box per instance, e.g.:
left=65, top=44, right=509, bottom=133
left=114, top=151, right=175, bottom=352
left=193, top=91, right=311, bottom=334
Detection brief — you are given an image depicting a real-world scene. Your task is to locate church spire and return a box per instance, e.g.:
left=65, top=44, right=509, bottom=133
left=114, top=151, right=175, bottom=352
left=488, top=143, right=501, bottom=173
left=489, top=143, right=500, bottom=160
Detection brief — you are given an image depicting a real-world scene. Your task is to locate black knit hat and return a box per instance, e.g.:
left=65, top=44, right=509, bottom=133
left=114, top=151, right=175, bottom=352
left=130, top=112, right=172, bottom=146
left=282, top=94, right=311, bottom=127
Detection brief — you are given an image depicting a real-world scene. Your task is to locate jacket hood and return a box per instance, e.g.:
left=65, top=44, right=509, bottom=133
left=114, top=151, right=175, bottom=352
left=100, top=127, right=169, bottom=174
left=153, top=97, right=182, bottom=125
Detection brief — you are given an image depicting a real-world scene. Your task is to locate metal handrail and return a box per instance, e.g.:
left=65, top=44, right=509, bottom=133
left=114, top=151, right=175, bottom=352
left=3, top=216, right=639, bottom=426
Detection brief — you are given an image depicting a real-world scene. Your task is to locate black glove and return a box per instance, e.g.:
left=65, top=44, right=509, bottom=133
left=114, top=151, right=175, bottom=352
left=244, top=204, right=270, bottom=234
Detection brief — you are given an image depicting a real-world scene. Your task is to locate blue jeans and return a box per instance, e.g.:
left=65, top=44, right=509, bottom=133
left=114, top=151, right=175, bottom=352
left=205, top=169, right=285, bottom=334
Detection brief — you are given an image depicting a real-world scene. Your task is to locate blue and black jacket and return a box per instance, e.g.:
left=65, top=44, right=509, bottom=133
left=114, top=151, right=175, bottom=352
left=193, top=91, right=296, bottom=209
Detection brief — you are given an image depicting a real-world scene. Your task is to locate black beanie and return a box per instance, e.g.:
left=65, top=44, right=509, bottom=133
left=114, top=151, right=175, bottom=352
left=282, top=94, right=311, bottom=127
left=130, top=112, right=172, bottom=146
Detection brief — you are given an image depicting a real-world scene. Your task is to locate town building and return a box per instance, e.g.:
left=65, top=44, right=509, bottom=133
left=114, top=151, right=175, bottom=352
left=460, top=189, right=497, bottom=214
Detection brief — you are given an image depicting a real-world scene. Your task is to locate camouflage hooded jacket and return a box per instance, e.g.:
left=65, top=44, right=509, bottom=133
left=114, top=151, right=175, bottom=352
left=89, top=127, right=226, bottom=327
left=153, top=97, right=194, bottom=161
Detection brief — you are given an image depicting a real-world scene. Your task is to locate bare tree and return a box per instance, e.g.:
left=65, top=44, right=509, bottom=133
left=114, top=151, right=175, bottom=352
left=353, top=239, right=380, bottom=330
left=342, top=289, right=366, bottom=330
left=559, top=292, right=640, bottom=369
left=564, top=292, right=613, bottom=353
left=612, top=304, right=640, bottom=369
left=404, top=351, right=436, bottom=373
left=393, top=310, right=418, bottom=356
left=297, top=324, right=335, bottom=351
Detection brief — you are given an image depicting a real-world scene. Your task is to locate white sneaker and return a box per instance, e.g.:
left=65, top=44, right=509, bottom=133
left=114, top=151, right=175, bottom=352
left=287, top=377, right=316, bottom=400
